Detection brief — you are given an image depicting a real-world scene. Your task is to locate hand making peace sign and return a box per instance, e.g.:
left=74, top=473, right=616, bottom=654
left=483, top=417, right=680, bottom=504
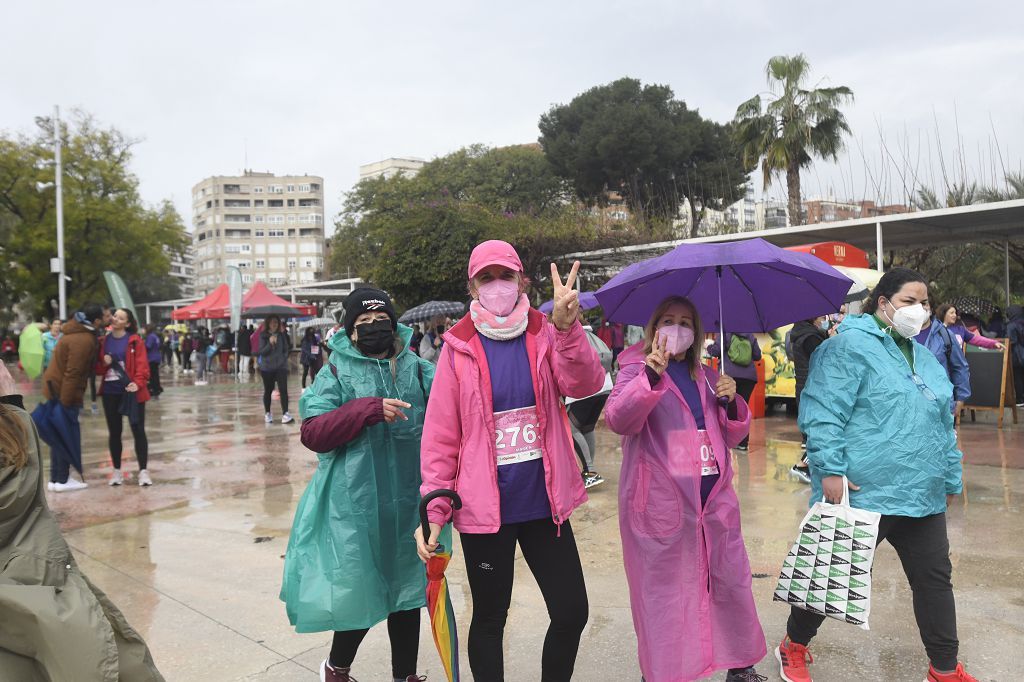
left=550, top=260, right=581, bottom=332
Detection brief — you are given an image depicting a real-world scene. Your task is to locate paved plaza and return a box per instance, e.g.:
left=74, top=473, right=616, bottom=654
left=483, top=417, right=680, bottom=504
left=16, top=364, right=1024, bottom=681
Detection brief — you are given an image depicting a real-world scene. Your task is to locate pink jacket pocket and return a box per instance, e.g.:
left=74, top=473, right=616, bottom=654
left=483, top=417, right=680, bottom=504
left=629, top=455, right=683, bottom=538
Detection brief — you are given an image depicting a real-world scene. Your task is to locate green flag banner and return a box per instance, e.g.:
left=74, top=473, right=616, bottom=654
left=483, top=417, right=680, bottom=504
left=103, top=271, right=138, bottom=322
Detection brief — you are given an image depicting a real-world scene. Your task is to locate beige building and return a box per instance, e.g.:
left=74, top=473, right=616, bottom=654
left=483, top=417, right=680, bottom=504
left=358, top=157, right=425, bottom=181
left=190, top=171, right=325, bottom=296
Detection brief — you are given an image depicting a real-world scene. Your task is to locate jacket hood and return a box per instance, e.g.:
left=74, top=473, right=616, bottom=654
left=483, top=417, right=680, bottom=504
left=791, top=319, right=828, bottom=343
left=1008, top=305, right=1024, bottom=321
left=328, top=321, right=414, bottom=360
left=59, top=319, right=93, bottom=336
left=836, top=312, right=889, bottom=338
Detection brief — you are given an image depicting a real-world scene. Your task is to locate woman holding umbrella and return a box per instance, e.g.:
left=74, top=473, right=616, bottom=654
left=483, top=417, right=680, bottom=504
left=604, top=295, right=767, bottom=682
left=280, top=287, right=434, bottom=682
left=776, top=268, right=976, bottom=682
left=416, top=240, right=604, bottom=682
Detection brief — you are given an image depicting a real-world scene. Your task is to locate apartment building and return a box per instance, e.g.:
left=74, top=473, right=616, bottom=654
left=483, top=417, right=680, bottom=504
left=167, top=237, right=196, bottom=297
left=358, top=157, right=425, bottom=181
left=190, top=171, right=325, bottom=296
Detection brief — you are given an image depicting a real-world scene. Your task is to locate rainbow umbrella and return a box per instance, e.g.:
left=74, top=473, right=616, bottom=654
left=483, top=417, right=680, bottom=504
left=18, top=323, right=44, bottom=379
left=419, top=490, right=463, bottom=682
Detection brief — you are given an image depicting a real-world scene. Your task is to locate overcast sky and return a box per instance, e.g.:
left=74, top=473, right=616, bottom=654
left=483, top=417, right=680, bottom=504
left=4, top=0, right=1022, bottom=234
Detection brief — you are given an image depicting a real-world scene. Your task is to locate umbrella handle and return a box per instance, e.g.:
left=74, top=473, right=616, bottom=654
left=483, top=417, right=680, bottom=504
left=419, top=489, right=463, bottom=546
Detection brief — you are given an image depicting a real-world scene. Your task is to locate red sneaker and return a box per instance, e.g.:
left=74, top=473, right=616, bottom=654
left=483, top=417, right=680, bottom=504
left=926, top=663, right=978, bottom=682
left=775, top=636, right=814, bottom=682
left=320, top=660, right=357, bottom=682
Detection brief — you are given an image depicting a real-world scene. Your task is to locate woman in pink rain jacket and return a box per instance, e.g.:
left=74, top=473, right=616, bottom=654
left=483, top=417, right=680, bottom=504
left=416, top=241, right=605, bottom=681
left=605, top=295, right=767, bottom=682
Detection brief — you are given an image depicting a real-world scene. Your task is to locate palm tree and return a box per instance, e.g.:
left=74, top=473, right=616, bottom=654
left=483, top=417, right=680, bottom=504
left=734, top=54, right=854, bottom=225
left=978, top=171, right=1024, bottom=202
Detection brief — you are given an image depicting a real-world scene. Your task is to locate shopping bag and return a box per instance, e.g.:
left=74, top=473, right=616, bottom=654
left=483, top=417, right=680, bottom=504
left=773, top=477, right=881, bottom=629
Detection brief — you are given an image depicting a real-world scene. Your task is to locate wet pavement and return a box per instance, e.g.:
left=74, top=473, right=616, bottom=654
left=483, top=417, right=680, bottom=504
left=12, top=363, right=1024, bottom=681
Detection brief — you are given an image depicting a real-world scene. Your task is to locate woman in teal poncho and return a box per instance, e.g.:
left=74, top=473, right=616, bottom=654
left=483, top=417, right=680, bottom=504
left=280, top=288, right=434, bottom=682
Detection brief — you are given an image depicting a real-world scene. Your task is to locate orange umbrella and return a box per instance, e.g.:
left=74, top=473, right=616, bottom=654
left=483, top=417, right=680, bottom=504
left=419, top=490, right=463, bottom=682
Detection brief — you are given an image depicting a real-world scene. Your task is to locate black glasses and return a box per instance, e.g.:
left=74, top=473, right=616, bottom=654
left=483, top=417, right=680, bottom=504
left=909, top=373, right=936, bottom=401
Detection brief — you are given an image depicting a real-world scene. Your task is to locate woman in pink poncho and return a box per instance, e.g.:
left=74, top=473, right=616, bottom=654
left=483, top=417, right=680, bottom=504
left=605, top=296, right=767, bottom=682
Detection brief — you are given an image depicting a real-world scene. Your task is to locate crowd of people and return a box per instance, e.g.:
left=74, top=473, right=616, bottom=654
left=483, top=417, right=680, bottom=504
left=1, top=239, right=1018, bottom=681
left=273, top=240, right=987, bottom=682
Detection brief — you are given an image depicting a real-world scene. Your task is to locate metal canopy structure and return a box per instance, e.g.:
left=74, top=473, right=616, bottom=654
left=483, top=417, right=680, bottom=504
left=562, top=199, right=1024, bottom=305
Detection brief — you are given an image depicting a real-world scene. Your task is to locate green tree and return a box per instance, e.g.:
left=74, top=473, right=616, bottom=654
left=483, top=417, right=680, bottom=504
left=734, top=54, right=854, bottom=226
left=539, top=77, right=748, bottom=233
left=332, top=145, right=642, bottom=307
left=0, top=112, right=187, bottom=317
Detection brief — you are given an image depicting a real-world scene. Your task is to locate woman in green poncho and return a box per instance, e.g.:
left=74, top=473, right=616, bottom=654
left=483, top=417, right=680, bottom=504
left=280, top=288, right=434, bottom=682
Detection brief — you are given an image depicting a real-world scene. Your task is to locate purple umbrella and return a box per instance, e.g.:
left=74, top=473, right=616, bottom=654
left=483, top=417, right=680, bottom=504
left=594, top=238, right=852, bottom=334
left=539, top=291, right=600, bottom=315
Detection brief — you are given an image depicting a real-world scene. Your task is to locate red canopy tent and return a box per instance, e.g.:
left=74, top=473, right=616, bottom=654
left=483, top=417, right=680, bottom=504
left=171, top=284, right=231, bottom=320
left=241, top=281, right=317, bottom=318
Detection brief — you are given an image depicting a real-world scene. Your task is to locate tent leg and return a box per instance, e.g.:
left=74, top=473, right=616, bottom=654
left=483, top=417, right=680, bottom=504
left=876, top=222, right=884, bottom=273
left=1006, top=240, right=1011, bottom=308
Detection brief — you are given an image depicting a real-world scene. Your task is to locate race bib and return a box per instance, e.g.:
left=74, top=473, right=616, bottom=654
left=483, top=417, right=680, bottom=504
left=697, top=429, right=719, bottom=476
left=310, top=345, right=320, bottom=355
left=104, top=367, right=119, bottom=382
left=494, top=406, right=542, bottom=466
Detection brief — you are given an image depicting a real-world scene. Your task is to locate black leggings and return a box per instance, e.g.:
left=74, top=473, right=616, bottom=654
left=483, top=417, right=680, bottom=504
left=460, top=518, right=588, bottom=682
left=261, top=369, right=289, bottom=413
left=148, top=361, right=162, bottom=395
left=330, top=608, right=420, bottom=678
left=788, top=512, right=958, bottom=670
left=301, top=361, right=322, bottom=388
left=101, top=393, right=148, bottom=470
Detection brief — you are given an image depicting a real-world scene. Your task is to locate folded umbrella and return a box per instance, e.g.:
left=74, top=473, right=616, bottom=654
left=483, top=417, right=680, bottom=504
left=419, top=489, right=464, bottom=682
left=18, top=324, right=45, bottom=379
left=399, top=301, right=466, bottom=325
left=297, top=317, right=337, bottom=330
left=31, top=396, right=83, bottom=475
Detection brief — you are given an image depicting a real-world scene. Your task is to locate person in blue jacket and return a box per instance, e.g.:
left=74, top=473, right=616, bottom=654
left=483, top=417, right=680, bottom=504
left=774, top=267, right=979, bottom=682
left=914, top=304, right=970, bottom=414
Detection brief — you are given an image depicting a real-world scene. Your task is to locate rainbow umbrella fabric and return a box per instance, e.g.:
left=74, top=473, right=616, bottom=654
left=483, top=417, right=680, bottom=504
left=419, top=490, right=462, bottom=682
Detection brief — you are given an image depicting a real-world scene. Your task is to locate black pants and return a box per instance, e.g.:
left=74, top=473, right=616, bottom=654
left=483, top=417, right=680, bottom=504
left=460, top=518, right=588, bottom=682
left=330, top=608, right=420, bottom=678
left=261, top=369, right=289, bottom=413
left=89, top=374, right=97, bottom=404
left=1013, top=363, right=1024, bottom=404
left=787, top=512, right=958, bottom=670
left=301, top=360, right=322, bottom=388
left=148, top=361, right=162, bottom=396
left=101, top=393, right=148, bottom=470
left=734, top=377, right=757, bottom=448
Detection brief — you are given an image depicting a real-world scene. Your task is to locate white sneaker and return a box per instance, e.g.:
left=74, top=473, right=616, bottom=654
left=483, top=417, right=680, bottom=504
left=109, top=469, right=123, bottom=486
left=282, top=412, right=294, bottom=424
left=195, top=380, right=208, bottom=386
left=138, top=470, right=152, bottom=486
left=47, top=482, right=56, bottom=491
left=53, top=478, right=88, bottom=492
left=265, top=412, right=273, bottom=423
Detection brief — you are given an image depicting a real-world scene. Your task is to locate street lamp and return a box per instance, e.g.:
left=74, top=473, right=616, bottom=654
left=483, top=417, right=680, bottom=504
left=53, top=105, right=66, bottom=320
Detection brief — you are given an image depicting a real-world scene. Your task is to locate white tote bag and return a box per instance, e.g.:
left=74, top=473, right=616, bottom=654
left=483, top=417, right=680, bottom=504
left=773, top=478, right=881, bottom=629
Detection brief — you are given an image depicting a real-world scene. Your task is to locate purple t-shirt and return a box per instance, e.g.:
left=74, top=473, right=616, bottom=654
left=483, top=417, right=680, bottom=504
left=479, top=334, right=551, bottom=524
left=103, top=334, right=131, bottom=394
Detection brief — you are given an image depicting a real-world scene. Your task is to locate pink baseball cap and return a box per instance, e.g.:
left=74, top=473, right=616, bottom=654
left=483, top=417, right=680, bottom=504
left=468, top=240, right=523, bottom=279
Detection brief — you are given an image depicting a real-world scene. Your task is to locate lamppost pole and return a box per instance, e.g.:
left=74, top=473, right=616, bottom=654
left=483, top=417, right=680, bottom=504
left=54, top=105, right=66, bottom=320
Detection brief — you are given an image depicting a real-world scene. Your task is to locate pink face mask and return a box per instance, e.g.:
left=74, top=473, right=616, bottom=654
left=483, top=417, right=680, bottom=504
left=477, top=278, right=520, bottom=316
left=657, top=325, right=695, bottom=356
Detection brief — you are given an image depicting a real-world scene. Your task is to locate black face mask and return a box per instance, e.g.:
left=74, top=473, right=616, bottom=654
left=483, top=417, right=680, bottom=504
left=355, top=319, right=395, bottom=355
